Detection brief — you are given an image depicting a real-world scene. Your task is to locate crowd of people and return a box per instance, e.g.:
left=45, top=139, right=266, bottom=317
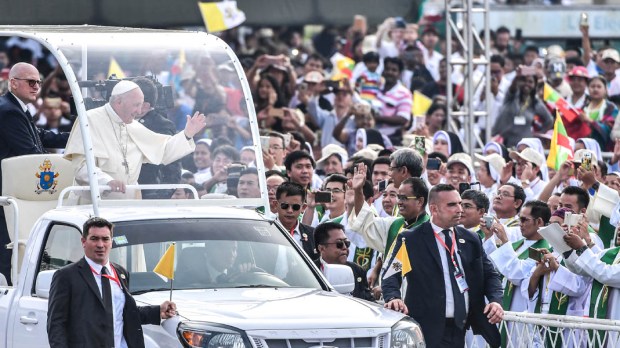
left=2, top=14, right=620, bottom=347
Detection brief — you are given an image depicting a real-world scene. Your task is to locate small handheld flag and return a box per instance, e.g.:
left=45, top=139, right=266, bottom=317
left=153, top=242, right=176, bottom=301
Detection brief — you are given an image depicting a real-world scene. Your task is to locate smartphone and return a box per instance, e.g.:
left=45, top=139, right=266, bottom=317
left=426, top=158, right=441, bottom=171
left=414, top=136, right=426, bottom=156
left=298, top=82, right=308, bottom=92
left=269, top=108, right=284, bottom=118
left=260, top=136, right=270, bottom=150
left=528, top=247, right=544, bottom=262
left=483, top=214, right=494, bottom=229
left=580, top=12, right=589, bottom=27
left=581, top=152, right=592, bottom=171
left=378, top=179, right=389, bottom=192
left=315, top=191, right=333, bottom=204
left=227, top=163, right=246, bottom=177
left=458, top=183, right=471, bottom=194
left=515, top=28, right=523, bottom=41
left=323, top=80, right=339, bottom=93
left=520, top=65, right=537, bottom=76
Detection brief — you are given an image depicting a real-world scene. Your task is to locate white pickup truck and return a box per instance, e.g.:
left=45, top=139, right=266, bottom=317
left=0, top=26, right=425, bottom=348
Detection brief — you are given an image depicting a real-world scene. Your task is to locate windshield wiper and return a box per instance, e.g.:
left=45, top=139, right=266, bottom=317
left=233, top=284, right=279, bottom=288
left=132, top=287, right=172, bottom=295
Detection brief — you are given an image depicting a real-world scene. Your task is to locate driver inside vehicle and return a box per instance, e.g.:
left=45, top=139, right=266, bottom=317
left=176, top=240, right=262, bottom=286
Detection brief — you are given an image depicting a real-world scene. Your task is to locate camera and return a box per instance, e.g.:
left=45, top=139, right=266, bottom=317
left=483, top=215, right=494, bottom=229
left=76, top=75, right=174, bottom=111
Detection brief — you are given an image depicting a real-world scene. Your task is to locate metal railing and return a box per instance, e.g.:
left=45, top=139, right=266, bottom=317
left=466, top=312, right=620, bottom=347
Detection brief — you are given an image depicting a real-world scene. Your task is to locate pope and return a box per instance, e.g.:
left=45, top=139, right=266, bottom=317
left=64, top=80, right=206, bottom=199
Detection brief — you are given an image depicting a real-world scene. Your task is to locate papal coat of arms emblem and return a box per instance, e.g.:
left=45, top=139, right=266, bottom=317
left=35, top=158, right=60, bottom=194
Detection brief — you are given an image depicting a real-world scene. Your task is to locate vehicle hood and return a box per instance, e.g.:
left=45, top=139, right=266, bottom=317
left=135, top=288, right=406, bottom=330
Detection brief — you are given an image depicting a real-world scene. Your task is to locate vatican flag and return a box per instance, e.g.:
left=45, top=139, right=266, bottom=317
left=153, top=243, right=176, bottom=281
left=108, top=57, right=126, bottom=79
left=198, top=1, right=246, bottom=33
left=382, top=238, right=412, bottom=280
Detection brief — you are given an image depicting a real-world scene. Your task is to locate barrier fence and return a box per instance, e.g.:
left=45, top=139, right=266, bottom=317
left=466, top=312, right=620, bottom=348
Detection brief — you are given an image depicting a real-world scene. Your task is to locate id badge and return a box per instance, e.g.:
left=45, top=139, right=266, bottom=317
left=454, top=270, right=469, bottom=293
left=514, top=115, right=527, bottom=126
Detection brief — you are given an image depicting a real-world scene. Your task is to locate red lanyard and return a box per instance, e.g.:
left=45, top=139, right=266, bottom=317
left=90, top=264, right=121, bottom=288
left=434, top=230, right=460, bottom=272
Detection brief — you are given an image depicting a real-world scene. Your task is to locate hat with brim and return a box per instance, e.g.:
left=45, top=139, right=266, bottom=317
left=475, top=153, right=506, bottom=182
left=568, top=66, right=589, bottom=79
left=601, top=49, right=620, bottom=63
left=509, top=148, right=544, bottom=168
left=317, top=144, right=349, bottom=165
left=353, top=148, right=378, bottom=161
left=447, top=153, right=474, bottom=177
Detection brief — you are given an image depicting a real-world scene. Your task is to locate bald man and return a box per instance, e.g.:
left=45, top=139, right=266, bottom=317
left=64, top=80, right=206, bottom=199
left=0, top=62, right=69, bottom=283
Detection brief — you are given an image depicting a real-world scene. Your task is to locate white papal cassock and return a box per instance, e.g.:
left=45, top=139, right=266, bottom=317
left=64, top=103, right=195, bottom=199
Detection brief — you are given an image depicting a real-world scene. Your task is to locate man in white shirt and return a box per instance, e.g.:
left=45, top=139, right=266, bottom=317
left=47, top=217, right=176, bottom=348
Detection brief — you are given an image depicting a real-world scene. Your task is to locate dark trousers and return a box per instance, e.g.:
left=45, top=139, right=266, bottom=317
left=0, top=210, right=12, bottom=285
left=440, top=318, right=466, bottom=348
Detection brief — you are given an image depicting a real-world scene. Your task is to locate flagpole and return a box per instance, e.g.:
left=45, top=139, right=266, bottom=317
left=169, top=242, right=175, bottom=302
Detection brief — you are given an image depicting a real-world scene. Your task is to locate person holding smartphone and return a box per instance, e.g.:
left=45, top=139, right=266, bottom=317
left=491, top=65, right=553, bottom=148
left=486, top=200, right=551, bottom=346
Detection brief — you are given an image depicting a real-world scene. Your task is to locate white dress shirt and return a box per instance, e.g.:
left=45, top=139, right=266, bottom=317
left=430, top=220, right=469, bottom=318
left=85, top=256, right=127, bottom=348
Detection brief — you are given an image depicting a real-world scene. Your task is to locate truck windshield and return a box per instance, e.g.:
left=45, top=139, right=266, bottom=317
left=109, top=218, right=323, bottom=293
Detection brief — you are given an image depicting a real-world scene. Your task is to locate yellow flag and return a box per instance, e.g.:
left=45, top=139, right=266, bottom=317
left=396, top=243, right=412, bottom=276
left=412, top=90, right=432, bottom=116
left=198, top=1, right=246, bottom=33
left=108, top=57, right=126, bottom=79
left=153, top=243, right=176, bottom=280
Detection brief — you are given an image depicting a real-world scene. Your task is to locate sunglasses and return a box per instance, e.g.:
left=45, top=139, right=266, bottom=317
left=397, top=195, right=418, bottom=201
left=279, top=202, right=302, bottom=211
left=13, top=78, right=42, bottom=88
left=322, top=240, right=351, bottom=249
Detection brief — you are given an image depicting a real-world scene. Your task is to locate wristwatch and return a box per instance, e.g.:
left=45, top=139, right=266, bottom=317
left=575, top=245, right=589, bottom=256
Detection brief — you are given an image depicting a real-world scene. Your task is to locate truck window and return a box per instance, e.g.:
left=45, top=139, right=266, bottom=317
left=39, top=224, right=83, bottom=272
left=109, top=218, right=323, bottom=294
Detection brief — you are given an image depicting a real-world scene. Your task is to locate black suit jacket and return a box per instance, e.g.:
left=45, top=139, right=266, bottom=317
left=299, top=223, right=319, bottom=261
left=0, top=92, right=69, bottom=193
left=47, top=258, right=161, bottom=348
left=347, top=261, right=374, bottom=302
left=382, top=222, right=503, bottom=348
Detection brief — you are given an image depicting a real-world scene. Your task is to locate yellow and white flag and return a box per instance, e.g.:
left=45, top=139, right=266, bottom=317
left=198, top=1, right=246, bottom=33
left=153, top=243, right=176, bottom=281
left=382, top=238, right=412, bottom=280
left=108, top=57, right=126, bottom=79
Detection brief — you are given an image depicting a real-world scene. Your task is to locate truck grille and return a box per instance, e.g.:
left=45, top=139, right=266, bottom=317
left=251, top=335, right=387, bottom=348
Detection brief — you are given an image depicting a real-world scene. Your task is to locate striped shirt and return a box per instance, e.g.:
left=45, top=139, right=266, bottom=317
left=376, top=82, right=412, bottom=137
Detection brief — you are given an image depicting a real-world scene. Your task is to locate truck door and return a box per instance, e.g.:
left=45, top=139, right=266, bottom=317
left=10, top=223, right=82, bottom=348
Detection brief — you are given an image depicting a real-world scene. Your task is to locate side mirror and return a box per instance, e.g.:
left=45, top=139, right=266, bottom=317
left=323, top=263, right=354, bottom=294
left=35, top=270, right=56, bottom=299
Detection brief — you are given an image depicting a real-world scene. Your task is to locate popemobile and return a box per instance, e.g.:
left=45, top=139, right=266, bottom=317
left=0, top=26, right=425, bottom=348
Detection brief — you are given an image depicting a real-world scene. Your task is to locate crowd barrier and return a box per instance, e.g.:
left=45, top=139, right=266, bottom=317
left=466, top=312, right=620, bottom=348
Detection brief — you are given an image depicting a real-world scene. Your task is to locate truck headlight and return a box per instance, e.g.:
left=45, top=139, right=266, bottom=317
left=177, top=322, right=250, bottom=348
left=391, top=319, right=426, bottom=348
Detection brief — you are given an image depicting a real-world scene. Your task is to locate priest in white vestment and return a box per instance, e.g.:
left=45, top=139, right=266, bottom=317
left=64, top=80, right=206, bottom=199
